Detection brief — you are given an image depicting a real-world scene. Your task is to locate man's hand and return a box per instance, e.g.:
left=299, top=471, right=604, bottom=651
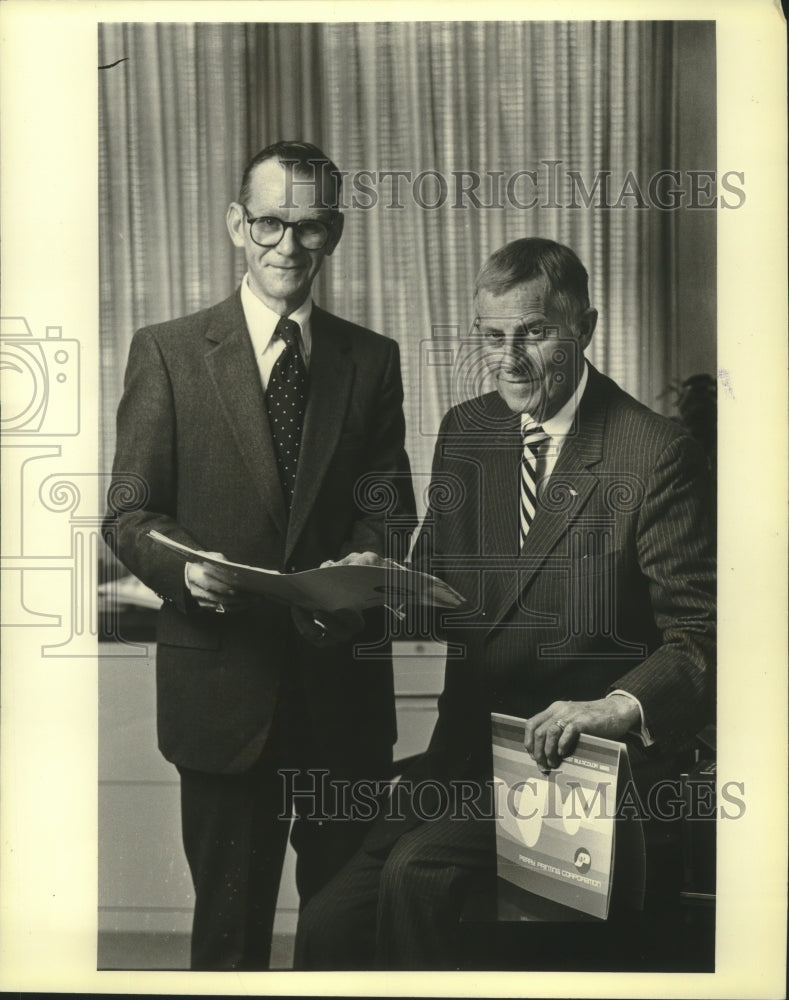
left=291, top=605, right=365, bottom=646
left=523, top=695, right=641, bottom=771
left=320, top=551, right=399, bottom=569
left=319, top=552, right=408, bottom=620
left=185, top=552, right=249, bottom=613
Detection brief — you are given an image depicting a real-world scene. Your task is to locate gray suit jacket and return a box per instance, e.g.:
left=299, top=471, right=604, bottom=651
left=105, top=290, right=415, bottom=775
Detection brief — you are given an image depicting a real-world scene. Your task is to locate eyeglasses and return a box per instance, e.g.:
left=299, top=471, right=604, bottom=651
left=243, top=209, right=335, bottom=250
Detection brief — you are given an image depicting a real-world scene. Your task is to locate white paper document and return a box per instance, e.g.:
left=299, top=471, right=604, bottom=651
left=148, top=529, right=465, bottom=612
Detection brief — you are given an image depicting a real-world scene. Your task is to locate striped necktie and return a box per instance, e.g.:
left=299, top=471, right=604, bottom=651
left=265, top=316, right=308, bottom=510
left=520, top=422, right=548, bottom=548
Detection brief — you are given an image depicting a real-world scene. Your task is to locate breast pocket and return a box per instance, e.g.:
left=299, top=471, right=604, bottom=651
left=570, top=548, right=624, bottom=579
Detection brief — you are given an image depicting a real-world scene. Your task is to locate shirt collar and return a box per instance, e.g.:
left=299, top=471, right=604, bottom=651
left=521, top=361, right=589, bottom=437
left=240, top=273, right=313, bottom=356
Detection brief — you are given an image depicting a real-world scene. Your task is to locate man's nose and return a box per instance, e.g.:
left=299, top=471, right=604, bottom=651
left=275, top=224, right=301, bottom=255
left=502, top=333, right=530, bottom=368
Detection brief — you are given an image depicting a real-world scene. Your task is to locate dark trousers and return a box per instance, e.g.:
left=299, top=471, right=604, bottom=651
left=293, top=808, right=497, bottom=970
left=178, top=717, right=384, bottom=970
left=178, top=752, right=290, bottom=970
left=294, top=800, right=689, bottom=971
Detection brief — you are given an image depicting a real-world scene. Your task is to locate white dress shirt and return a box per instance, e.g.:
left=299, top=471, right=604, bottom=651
left=240, top=272, right=312, bottom=389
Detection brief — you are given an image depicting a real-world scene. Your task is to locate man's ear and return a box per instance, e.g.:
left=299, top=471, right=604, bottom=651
left=324, top=212, right=345, bottom=256
left=577, top=307, right=598, bottom=350
left=226, top=202, right=246, bottom=249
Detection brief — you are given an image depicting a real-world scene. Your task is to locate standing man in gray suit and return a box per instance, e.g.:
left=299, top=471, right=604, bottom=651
left=295, top=237, right=715, bottom=970
left=105, top=141, right=415, bottom=970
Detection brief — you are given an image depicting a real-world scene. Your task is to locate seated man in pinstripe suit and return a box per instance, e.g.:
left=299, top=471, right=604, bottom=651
left=294, top=237, right=716, bottom=970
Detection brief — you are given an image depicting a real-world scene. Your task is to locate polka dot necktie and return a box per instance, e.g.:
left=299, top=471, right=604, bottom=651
left=265, top=316, right=308, bottom=510
left=520, top=422, right=548, bottom=548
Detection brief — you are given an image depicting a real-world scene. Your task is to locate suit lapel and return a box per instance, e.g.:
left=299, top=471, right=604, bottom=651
left=469, top=398, right=523, bottom=630
left=479, top=397, right=522, bottom=557
left=285, top=306, right=354, bottom=560
left=203, top=292, right=288, bottom=537
left=487, top=366, right=609, bottom=628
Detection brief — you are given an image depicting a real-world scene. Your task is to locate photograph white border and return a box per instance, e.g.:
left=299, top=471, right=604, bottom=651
left=1, top=1, right=786, bottom=996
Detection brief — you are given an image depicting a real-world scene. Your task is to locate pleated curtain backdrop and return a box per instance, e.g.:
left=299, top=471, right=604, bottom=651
left=99, top=21, right=683, bottom=513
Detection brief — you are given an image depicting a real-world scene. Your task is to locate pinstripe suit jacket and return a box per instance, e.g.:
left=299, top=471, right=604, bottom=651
left=415, top=363, right=715, bottom=787
left=105, top=290, right=415, bottom=776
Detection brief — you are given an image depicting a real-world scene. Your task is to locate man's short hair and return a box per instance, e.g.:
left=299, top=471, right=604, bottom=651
left=238, top=140, right=343, bottom=210
left=475, top=237, right=591, bottom=328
